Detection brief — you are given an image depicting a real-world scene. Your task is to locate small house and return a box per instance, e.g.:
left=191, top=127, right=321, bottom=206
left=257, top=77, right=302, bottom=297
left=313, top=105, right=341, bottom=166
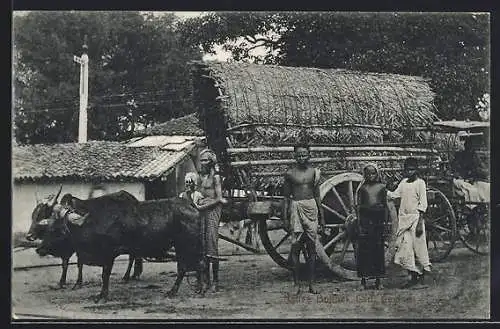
left=12, top=134, right=204, bottom=233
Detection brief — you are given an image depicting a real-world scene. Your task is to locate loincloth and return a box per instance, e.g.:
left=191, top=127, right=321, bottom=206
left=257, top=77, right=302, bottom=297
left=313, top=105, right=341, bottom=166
left=290, top=199, right=318, bottom=243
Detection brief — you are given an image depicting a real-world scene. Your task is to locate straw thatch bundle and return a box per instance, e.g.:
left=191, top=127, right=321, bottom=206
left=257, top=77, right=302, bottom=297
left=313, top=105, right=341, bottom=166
left=193, top=61, right=436, bottom=127
left=190, top=61, right=439, bottom=191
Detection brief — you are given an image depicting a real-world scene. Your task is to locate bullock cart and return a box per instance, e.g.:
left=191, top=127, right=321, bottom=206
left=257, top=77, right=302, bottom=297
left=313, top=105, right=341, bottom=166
left=427, top=120, right=490, bottom=255
left=190, top=61, right=458, bottom=279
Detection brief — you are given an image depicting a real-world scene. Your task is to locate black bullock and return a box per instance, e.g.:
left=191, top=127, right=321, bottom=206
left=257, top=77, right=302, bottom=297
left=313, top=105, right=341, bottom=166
left=26, top=189, right=142, bottom=289
left=59, top=192, right=143, bottom=282
left=26, top=186, right=85, bottom=289
left=39, top=191, right=206, bottom=302
left=132, top=198, right=207, bottom=297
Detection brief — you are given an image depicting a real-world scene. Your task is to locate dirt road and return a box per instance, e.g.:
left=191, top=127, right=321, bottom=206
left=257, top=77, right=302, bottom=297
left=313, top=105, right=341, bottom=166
left=12, top=244, right=489, bottom=320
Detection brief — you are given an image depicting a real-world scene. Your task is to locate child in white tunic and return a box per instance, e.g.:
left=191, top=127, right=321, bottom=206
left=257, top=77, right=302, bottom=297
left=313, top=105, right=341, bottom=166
left=387, top=157, right=431, bottom=288
left=179, top=172, right=205, bottom=206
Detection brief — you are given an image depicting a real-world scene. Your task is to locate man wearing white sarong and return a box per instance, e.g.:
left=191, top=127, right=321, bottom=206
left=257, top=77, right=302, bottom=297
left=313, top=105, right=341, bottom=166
left=283, top=143, right=324, bottom=294
left=387, top=157, right=431, bottom=288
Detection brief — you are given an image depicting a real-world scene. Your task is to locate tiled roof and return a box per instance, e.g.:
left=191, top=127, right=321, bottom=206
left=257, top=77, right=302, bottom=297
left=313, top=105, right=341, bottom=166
left=134, top=113, right=204, bottom=137
left=12, top=136, right=199, bottom=182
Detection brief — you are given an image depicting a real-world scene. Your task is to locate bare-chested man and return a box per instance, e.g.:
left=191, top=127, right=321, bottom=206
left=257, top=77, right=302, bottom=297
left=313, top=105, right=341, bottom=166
left=283, top=143, right=325, bottom=294
left=196, top=149, right=228, bottom=293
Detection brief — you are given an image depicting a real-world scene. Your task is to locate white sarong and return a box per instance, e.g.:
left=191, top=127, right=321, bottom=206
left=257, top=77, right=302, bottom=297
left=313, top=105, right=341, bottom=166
left=393, top=214, right=431, bottom=274
left=387, top=178, right=431, bottom=274
left=290, top=199, right=319, bottom=243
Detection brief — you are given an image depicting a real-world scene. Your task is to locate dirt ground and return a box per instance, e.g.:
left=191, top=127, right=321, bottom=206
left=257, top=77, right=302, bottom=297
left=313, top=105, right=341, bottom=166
left=12, top=233, right=490, bottom=321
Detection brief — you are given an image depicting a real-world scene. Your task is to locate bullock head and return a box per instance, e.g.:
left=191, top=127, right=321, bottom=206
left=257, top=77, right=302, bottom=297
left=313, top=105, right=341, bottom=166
left=26, top=185, right=63, bottom=241
left=35, top=203, right=72, bottom=257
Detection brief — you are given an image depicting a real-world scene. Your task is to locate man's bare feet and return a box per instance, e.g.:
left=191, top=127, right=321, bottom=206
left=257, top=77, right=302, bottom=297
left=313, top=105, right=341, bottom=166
left=294, top=283, right=301, bottom=295
left=401, top=277, right=418, bottom=289
left=308, top=286, right=319, bottom=294
left=210, top=282, right=219, bottom=293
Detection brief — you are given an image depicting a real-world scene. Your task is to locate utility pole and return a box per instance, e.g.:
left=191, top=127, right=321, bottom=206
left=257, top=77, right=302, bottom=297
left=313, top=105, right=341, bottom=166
left=74, top=35, right=89, bottom=143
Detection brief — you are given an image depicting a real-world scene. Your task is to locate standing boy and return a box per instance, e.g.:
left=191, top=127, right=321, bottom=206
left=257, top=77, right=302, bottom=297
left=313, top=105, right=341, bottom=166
left=355, top=163, right=387, bottom=290
left=283, top=143, right=325, bottom=294
left=387, top=157, right=431, bottom=288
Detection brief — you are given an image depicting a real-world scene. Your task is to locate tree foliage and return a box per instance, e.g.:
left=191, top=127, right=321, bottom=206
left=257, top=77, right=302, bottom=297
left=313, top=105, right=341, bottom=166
left=13, top=11, right=202, bottom=144
left=178, top=12, right=489, bottom=121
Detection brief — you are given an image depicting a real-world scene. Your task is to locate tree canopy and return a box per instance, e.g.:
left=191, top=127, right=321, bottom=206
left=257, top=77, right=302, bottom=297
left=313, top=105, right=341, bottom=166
left=13, top=12, right=489, bottom=145
left=13, top=11, right=202, bottom=144
left=178, top=12, right=490, bottom=121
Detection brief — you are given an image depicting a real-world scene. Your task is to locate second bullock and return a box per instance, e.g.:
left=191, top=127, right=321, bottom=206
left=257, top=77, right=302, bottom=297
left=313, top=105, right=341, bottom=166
left=35, top=190, right=207, bottom=302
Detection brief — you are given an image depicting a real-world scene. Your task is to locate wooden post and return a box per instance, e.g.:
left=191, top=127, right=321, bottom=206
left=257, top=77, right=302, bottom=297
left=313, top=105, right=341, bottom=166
left=74, top=35, right=89, bottom=143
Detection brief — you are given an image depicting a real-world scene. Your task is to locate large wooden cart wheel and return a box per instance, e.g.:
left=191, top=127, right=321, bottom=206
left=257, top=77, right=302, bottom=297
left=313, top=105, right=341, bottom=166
left=259, top=172, right=364, bottom=280
left=425, top=187, right=457, bottom=262
left=258, top=212, right=293, bottom=269
left=458, top=203, right=489, bottom=255
left=316, top=172, right=362, bottom=280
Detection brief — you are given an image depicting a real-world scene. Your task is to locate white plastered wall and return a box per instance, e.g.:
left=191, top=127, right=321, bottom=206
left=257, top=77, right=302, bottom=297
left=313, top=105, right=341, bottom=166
left=12, top=181, right=145, bottom=233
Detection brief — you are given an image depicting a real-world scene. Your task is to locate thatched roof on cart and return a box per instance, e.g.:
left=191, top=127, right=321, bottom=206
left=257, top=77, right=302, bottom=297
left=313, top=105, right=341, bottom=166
left=191, top=61, right=438, bottom=129
left=190, top=62, right=441, bottom=190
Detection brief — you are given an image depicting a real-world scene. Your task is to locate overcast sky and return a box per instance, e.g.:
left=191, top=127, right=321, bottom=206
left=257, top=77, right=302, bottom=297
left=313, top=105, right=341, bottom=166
left=161, top=11, right=271, bottom=62
left=170, top=11, right=233, bottom=62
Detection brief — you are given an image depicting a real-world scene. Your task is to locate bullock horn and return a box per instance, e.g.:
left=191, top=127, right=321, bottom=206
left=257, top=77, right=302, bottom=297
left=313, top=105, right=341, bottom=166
left=51, top=185, right=63, bottom=206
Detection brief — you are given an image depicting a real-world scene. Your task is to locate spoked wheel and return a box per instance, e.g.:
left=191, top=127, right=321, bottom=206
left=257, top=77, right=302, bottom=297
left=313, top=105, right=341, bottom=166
left=259, top=173, right=364, bottom=280
left=317, top=173, right=362, bottom=278
left=458, top=203, right=489, bottom=255
left=425, top=187, right=457, bottom=262
left=258, top=215, right=293, bottom=269
left=259, top=172, right=400, bottom=280
left=317, top=172, right=399, bottom=279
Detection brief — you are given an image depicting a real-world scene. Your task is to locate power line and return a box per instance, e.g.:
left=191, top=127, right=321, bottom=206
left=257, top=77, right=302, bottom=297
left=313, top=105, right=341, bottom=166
left=17, top=90, right=189, bottom=109
left=17, top=98, right=194, bottom=114
left=20, top=97, right=79, bottom=108
left=17, top=107, right=74, bottom=114
left=91, top=89, right=183, bottom=100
